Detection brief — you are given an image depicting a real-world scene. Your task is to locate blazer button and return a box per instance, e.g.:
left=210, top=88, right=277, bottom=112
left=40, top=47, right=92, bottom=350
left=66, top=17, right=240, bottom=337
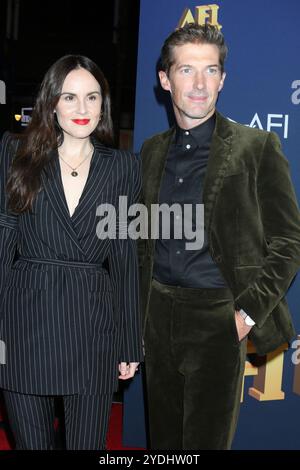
left=215, top=255, right=222, bottom=263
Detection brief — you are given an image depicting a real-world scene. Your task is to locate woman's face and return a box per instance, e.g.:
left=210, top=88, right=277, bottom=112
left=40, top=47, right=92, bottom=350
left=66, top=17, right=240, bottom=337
left=55, top=67, right=102, bottom=140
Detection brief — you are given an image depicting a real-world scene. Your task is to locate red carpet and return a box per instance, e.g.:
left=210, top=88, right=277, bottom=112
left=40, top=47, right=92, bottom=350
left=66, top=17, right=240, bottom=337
left=0, top=399, right=142, bottom=450
left=0, top=428, right=10, bottom=450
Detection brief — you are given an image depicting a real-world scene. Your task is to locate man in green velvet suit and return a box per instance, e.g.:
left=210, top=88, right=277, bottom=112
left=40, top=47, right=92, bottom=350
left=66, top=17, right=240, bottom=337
left=139, top=23, right=300, bottom=450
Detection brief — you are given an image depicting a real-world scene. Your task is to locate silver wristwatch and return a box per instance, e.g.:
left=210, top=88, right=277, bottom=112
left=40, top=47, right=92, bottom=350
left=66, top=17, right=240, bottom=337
left=239, top=309, right=255, bottom=326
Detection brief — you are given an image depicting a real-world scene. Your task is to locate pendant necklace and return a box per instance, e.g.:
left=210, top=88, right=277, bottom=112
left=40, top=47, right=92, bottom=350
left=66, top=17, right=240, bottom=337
left=59, top=147, right=93, bottom=177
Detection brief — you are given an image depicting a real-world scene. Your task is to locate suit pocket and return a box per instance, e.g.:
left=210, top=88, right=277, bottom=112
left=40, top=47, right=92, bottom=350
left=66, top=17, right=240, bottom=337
left=7, top=268, right=48, bottom=290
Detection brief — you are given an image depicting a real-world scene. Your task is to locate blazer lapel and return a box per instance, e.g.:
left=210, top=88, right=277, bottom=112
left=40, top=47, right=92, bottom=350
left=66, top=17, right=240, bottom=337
left=203, top=111, right=234, bottom=233
left=41, top=145, right=115, bottom=254
left=143, top=127, right=174, bottom=206
left=41, top=151, right=86, bottom=255
left=71, top=143, right=115, bottom=225
left=142, top=128, right=174, bottom=254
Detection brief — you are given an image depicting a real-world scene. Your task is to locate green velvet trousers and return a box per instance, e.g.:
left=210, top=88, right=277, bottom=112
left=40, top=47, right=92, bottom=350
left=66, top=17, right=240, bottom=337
left=144, top=279, right=247, bottom=450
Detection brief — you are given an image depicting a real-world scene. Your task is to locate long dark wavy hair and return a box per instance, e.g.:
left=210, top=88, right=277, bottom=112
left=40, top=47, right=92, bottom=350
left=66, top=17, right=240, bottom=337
left=7, top=55, right=114, bottom=213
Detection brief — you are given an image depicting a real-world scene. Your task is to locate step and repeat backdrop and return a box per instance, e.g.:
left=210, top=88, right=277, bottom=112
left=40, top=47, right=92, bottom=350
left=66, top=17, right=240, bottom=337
left=123, top=0, right=300, bottom=449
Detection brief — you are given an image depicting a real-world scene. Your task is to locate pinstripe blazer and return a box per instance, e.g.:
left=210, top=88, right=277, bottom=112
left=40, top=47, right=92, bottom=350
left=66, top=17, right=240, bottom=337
left=0, top=132, right=143, bottom=395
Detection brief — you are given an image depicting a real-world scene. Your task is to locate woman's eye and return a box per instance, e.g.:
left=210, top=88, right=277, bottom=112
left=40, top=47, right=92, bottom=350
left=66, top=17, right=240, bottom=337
left=64, top=95, right=74, bottom=101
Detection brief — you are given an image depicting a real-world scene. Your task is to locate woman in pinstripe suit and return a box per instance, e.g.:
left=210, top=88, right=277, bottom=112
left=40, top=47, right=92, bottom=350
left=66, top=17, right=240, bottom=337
left=0, top=55, right=142, bottom=449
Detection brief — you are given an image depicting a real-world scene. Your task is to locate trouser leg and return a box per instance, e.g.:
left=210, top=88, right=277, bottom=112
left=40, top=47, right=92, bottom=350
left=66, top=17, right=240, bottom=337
left=144, top=284, right=184, bottom=449
left=182, top=339, right=246, bottom=449
left=2, top=390, right=56, bottom=449
left=144, top=281, right=246, bottom=450
left=63, top=394, right=113, bottom=450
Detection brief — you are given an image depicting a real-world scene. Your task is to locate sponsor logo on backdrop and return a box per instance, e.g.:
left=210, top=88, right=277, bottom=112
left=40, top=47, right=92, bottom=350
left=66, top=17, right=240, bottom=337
left=292, top=336, right=300, bottom=396
left=0, top=80, right=5, bottom=104
left=239, top=339, right=300, bottom=402
left=15, top=107, right=33, bottom=127
left=292, top=338, right=300, bottom=365
left=228, top=113, right=289, bottom=139
left=291, top=80, right=300, bottom=104
left=178, top=4, right=222, bottom=29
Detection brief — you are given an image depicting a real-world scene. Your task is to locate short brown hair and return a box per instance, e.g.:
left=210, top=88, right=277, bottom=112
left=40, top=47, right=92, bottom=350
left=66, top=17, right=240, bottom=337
left=160, top=23, right=228, bottom=75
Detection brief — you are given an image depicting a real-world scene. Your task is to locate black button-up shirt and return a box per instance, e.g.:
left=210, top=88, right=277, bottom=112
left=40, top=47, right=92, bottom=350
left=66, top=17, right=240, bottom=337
left=153, top=114, right=227, bottom=288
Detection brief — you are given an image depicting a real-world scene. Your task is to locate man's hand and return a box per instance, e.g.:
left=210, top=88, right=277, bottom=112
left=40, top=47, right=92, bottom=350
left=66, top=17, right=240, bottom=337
left=118, top=362, right=140, bottom=380
left=234, top=311, right=253, bottom=341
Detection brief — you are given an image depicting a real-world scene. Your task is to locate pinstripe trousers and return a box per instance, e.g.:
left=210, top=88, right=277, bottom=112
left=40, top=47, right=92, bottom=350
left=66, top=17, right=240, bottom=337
left=3, top=390, right=113, bottom=450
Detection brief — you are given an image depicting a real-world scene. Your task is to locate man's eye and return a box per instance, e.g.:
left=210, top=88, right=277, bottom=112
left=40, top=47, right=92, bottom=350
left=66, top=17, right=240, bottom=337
left=207, top=67, right=218, bottom=75
left=181, top=68, right=191, bottom=74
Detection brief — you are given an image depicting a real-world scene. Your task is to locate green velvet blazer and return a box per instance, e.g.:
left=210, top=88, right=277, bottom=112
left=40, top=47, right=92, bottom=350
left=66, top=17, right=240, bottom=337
left=138, top=111, right=300, bottom=355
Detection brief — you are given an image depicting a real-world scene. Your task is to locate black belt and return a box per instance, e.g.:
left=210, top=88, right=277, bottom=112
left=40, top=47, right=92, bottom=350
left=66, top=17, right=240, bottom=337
left=18, top=257, right=104, bottom=270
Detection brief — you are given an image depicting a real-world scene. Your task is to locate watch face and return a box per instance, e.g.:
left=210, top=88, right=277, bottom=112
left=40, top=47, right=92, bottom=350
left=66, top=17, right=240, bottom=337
left=239, top=309, right=254, bottom=326
left=245, top=316, right=255, bottom=326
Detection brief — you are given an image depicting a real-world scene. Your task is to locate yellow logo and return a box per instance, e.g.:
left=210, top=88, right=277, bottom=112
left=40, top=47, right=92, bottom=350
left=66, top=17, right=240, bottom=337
left=240, top=336, right=300, bottom=403
left=241, top=342, right=287, bottom=402
left=178, top=4, right=222, bottom=30
left=14, top=114, right=21, bottom=121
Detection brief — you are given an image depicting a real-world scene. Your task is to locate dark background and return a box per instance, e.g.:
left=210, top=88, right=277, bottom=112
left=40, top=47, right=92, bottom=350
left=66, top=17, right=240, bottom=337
left=0, top=0, right=140, bottom=147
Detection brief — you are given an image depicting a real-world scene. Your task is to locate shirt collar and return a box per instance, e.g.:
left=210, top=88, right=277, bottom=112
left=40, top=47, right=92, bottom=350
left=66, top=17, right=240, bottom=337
left=175, top=113, right=216, bottom=148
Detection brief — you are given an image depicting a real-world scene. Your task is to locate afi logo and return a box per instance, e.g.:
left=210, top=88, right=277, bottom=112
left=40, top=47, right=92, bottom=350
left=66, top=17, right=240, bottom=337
left=249, top=113, right=289, bottom=139
left=178, top=4, right=222, bottom=30
left=228, top=113, right=289, bottom=139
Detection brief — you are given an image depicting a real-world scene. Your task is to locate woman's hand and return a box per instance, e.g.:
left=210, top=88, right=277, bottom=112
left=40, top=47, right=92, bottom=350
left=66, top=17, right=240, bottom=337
left=118, top=362, right=139, bottom=380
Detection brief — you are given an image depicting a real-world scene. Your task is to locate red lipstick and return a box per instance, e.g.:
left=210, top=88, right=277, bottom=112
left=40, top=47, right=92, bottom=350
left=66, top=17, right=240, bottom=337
left=72, top=119, right=90, bottom=125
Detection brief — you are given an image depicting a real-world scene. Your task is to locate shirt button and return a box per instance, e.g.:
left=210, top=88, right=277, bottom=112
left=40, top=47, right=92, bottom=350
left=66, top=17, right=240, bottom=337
left=186, top=144, right=191, bottom=149
left=175, top=215, right=180, bottom=220
left=178, top=178, right=183, bottom=183
left=176, top=250, right=181, bottom=255
left=185, top=131, right=189, bottom=135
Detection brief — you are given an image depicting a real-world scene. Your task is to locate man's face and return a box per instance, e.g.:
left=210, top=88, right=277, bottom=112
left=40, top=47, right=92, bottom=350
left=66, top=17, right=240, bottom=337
left=159, top=42, right=226, bottom=129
